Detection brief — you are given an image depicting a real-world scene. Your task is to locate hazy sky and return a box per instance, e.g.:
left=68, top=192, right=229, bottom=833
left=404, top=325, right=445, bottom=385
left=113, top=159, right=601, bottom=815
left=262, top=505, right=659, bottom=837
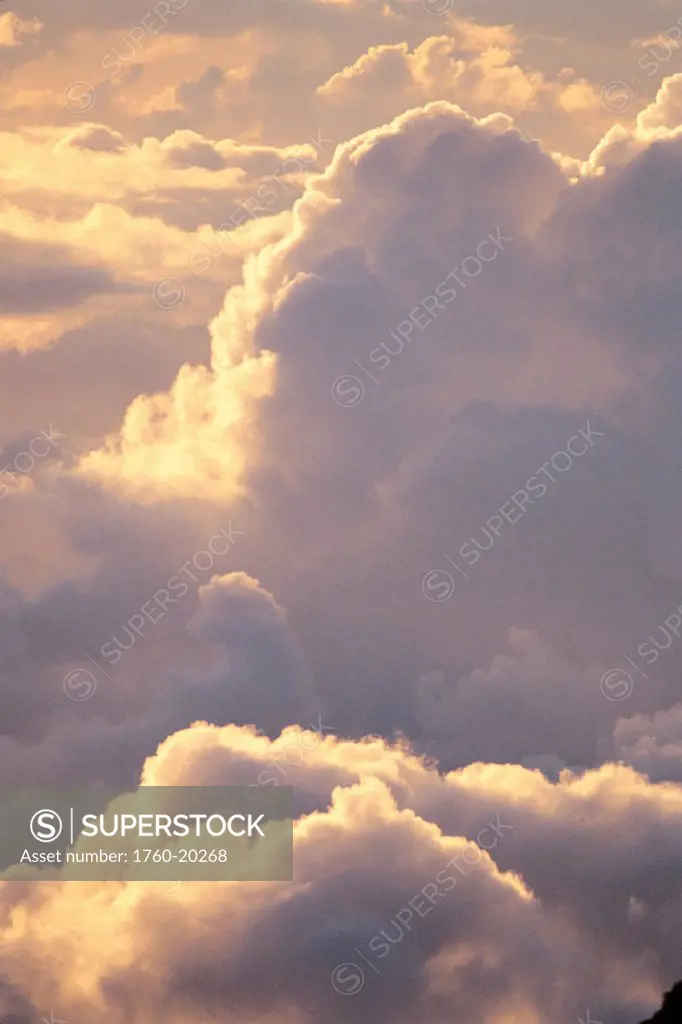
left=2, top=0, right=682, bottom=1021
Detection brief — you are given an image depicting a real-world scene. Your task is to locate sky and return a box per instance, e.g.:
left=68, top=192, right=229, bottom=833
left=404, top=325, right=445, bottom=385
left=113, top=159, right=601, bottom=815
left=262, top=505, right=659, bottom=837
left=2, top=0, right=682, bottom=1021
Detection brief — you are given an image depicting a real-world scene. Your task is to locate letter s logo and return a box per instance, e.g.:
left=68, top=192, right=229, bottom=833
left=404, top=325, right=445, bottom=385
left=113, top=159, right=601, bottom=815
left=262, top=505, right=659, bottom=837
left=30, top=809, right=63, bottom=843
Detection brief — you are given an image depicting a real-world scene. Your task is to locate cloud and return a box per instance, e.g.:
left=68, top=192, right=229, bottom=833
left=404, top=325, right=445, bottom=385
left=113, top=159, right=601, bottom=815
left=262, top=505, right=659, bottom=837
left=0, top=123, right=319, bottom=356
left=0, top=561, right=317, bottom=785
left=0, top=234, right=131, bottom=315
left=318, top=32, right=546, bottom=116
left=0, top=727, right=680, bottom=1024
left=613, top=704, right=682, bottom=782
left=77, top=102, right=566, bottom=497
left=6, top=8, right=682, bottom=1023
left=0, top=13, right=42, bottom=48
left=637, top=72, right=682, bottom=132
left=56, top=97, right=682, bottom=754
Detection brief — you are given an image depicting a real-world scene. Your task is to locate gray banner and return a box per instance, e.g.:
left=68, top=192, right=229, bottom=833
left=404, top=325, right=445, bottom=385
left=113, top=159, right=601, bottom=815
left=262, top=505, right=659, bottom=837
left=0, top=786, right=292, bottom=881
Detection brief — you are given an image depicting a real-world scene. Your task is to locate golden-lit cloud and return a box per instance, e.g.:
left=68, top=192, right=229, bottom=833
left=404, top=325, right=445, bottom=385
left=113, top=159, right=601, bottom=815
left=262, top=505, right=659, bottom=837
left=0, top=11, right=42, bottom=48
left=4, top=3, right=682, bottom=1022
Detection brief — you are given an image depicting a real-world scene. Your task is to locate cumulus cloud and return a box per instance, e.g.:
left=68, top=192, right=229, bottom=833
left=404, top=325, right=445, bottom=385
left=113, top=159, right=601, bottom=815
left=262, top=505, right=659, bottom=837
left=0, top=562, right=317, bottom=784
left=36, top=90, right=677, bottom=758
left=318, top=31, right=546, bottom=121
left=613, top=704, right=682, bottom=782
left=77, top=102, right=566, bottom=496
left=5, top=3, right=682, bottom=1023
left=0, top=727, right=680, bottom=1024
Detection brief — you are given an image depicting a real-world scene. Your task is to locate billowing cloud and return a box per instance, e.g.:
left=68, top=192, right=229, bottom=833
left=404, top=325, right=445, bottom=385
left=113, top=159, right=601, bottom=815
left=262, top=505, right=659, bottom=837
left=5, top=3, right=682, bottom=1022
left=0, top=727, right=680, bottom=1023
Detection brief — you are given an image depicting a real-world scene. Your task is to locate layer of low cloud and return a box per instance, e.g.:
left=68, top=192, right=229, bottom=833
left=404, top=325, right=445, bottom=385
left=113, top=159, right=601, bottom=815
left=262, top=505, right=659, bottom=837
left=0, top=727, right=679, bottom=1024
